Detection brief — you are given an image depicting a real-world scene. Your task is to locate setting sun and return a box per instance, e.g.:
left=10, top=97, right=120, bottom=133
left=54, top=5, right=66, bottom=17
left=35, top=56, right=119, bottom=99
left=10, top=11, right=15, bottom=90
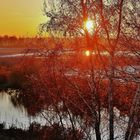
left=84, top=19, right=94, bottom=33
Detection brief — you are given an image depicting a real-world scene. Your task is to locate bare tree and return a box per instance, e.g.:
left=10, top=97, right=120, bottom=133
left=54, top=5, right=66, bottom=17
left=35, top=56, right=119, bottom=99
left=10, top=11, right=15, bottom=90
left=37, top=0, right=140, bottom=139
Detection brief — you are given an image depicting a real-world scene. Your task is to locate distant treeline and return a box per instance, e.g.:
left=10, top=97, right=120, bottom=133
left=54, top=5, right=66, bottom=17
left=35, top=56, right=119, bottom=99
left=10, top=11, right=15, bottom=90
left=0, top=35, right=139, bottom=52
left=0, top=35, right=48, bottom=48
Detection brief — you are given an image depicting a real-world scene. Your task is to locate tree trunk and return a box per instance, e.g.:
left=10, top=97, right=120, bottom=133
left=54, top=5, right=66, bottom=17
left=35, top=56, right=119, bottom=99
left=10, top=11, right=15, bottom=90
left=108, top=78, right=114, bottom=140
left=125, top=84, right=140, bottom=140
left=95, top=121, right=101, bottom=140
left=108, top=53, right=115, bottom=140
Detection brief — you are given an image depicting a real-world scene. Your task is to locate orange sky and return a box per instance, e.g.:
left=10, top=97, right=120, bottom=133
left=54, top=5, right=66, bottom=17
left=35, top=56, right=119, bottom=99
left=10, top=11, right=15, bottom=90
left=0, top=0, right=47, bottom=37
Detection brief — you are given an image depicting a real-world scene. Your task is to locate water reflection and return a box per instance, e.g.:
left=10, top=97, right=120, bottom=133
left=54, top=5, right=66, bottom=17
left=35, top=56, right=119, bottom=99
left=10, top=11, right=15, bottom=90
left=0, top=90, right=46, bottom=129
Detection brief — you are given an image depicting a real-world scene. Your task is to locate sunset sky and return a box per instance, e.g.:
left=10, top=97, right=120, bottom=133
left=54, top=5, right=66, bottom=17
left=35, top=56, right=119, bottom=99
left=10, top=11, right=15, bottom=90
left=0, top=0, right=47, bottom=37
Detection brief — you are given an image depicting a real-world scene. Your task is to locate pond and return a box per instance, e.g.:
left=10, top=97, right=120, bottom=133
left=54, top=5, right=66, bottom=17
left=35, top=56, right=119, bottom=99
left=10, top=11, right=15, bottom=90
left=0, top=90, right=46, bottom=129
left=0, top=90, right=139, bottom=140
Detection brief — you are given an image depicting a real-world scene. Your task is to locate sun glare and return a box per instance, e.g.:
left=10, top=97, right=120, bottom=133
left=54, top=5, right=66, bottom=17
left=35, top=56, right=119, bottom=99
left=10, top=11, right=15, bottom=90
left=84, top=19, right=94, bottom=33
left=85, top=50, right=91, bottom=56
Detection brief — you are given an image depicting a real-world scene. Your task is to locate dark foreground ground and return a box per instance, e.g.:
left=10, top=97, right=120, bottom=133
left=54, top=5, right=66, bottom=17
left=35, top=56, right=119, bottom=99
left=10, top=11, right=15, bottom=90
left=0, top=122, right=83, bottom=140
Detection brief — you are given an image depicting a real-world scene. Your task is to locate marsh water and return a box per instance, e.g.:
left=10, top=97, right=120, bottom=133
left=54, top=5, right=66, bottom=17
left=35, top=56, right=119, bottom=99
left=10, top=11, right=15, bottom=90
left=0, top=90, right=46, bottom=129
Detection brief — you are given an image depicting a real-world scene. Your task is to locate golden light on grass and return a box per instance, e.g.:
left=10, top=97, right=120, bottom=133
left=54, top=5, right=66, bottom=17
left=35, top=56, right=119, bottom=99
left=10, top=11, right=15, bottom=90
left=84, top=19, right=94, bottom=33
left=85, top=50, right=91, bottom=56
